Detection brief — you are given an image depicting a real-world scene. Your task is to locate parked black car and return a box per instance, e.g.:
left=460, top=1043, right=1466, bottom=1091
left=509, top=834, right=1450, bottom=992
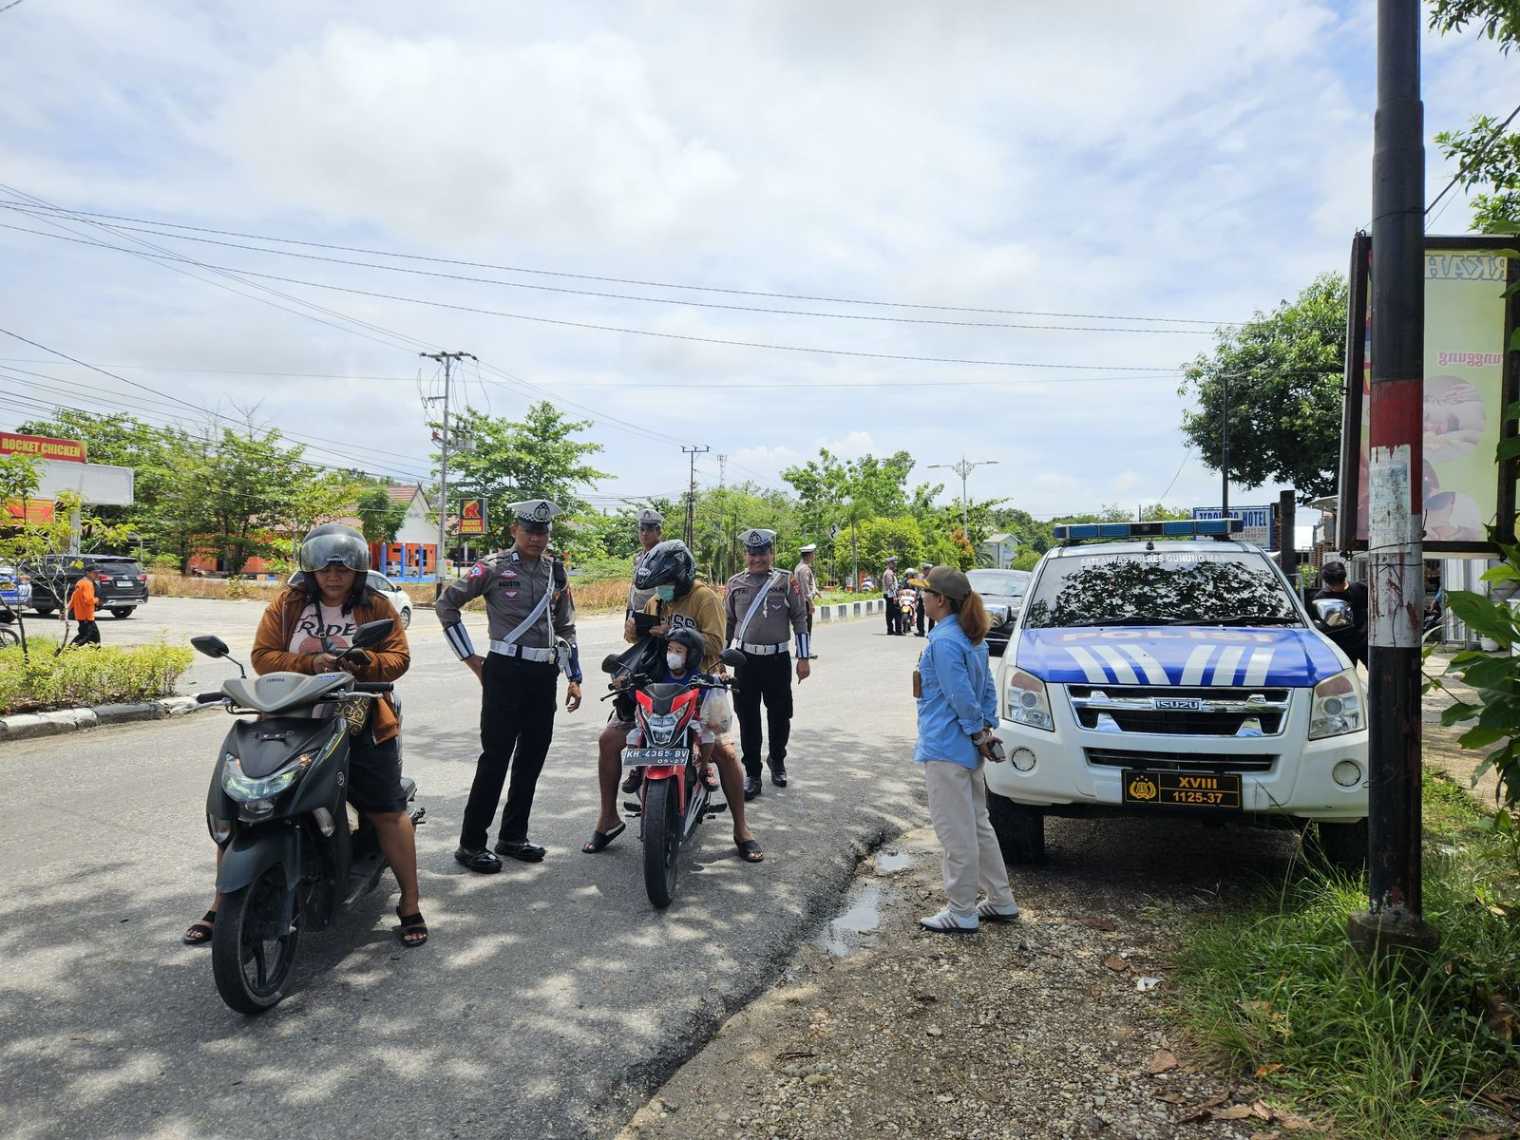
left=967, top=568, right=1031, bottom=657
left=24, top=554, right=150, bottom=619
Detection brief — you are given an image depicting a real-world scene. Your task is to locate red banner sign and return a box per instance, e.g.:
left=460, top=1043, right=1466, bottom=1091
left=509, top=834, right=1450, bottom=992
left=0, top=432, right=87, bottom=463
left=3, top=498, right=55, bottom=523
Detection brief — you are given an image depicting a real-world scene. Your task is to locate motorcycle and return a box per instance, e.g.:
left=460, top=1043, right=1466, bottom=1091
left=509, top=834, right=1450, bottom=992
left=190, top=619, right=423, bottom=1014
left=897, top=587, right=918, bottom=630
left=600, top=645, right=742, bottom=908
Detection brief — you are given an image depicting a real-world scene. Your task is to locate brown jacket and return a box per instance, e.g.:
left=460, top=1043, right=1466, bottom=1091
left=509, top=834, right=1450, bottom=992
left=251, top=587, right=410, bottom=744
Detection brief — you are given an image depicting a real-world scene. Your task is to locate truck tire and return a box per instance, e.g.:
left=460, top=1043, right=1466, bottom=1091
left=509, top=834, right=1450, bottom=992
left=987, top=791, right=1045, bottom=864
left=1310, top=819, right=1369, bottom=874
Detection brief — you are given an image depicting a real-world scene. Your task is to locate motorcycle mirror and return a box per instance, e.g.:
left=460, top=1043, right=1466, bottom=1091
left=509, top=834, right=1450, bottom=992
left=1311, top=598, right=1352, bottom=630
left=719, top=648, right=746, bottom=669
left=191, top=635, right=229, bottom=659
left=601, top=653, right=623, bottom=674
left=351, top=619, right=395, bottom=649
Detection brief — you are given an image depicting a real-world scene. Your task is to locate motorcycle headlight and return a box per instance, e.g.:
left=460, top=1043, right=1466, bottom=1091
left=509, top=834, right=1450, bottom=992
left=1309, top=670, right=1364, bottom=740
left=644, top=713, right=679, bottom=745
left=221, top=753, right=310, bottom=803
left=1003, top=667, right=1054, bottom=732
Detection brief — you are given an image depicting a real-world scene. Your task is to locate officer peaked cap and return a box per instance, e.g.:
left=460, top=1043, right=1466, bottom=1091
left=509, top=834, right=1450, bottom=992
left=512, top=499, right=560, bottom=529
left=740, top=528, right=776, bottom=550
left=799, top=543, right=817, bottom=554
left=638, top=509, right=664, bottom=527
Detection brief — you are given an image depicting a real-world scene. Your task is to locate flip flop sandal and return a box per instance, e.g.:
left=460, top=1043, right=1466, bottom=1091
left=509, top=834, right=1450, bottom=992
left=395, top=908, right=428, bottom=947
left=735, top=838, right=765, bottom=863
left=581, top=822, right=627, bottom=854
left=182, top=910, right=216, bottom=946
left=701, top=766, right=720, bottom=791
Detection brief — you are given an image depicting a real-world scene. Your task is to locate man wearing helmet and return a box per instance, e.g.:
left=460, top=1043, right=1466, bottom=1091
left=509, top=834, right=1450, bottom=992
left=182, top=525, right=426, bottom=948
left=583, top=539, right=762, bottom=862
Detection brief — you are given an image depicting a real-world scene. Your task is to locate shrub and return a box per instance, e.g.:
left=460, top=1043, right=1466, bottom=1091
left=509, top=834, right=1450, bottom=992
left=0, top=640, right=193, bottom=715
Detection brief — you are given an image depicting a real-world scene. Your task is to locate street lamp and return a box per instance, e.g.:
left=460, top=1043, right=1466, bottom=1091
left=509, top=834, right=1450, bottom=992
left=928, top=456, right=1000, bottom=537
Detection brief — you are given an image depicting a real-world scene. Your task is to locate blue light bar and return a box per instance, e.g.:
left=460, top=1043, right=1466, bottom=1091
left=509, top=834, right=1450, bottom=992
left=1052, top=518, right=1243, bottom=542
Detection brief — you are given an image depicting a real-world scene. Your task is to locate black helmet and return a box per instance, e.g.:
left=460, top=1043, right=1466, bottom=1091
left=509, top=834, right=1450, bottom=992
left=665, top=626, right=706, bottom=668
left=634, top=539, right=695, bottom=598
left=299, top=524, right=370, bottom=574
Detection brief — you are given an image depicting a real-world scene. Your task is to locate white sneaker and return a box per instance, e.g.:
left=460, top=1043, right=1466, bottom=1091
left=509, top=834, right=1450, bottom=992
left=918, top=908, right=978, bottom=935
left=977, top=900, right=1021, bottom=923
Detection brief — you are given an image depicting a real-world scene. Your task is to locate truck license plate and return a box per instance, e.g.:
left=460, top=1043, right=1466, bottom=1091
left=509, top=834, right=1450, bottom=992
left=1122, top=770, right=1241, bottom=810
left=622, top=747, right=689, bottom=768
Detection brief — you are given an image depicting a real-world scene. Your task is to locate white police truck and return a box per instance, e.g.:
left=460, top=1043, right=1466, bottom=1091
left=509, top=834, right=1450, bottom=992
left=987, top=518, right=1369, bottom=870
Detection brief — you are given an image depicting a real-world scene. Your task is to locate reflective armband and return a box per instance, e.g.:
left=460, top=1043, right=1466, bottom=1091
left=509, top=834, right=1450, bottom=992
left=443, top=621, right=475, bottom=661
left=795, top=632, right=810, bottom=660
left=566, top=642, right=583, bottom=683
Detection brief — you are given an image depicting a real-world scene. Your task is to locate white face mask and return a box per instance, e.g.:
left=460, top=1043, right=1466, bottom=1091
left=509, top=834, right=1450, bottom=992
left=666, top=651, right=688, bottom=672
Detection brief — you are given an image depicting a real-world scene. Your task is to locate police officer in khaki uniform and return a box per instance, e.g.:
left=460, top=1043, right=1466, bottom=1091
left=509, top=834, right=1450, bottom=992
left=437, top=499, right=583, bottom=873
left=626, top=508, right=664, bottom=620
left=794, top=543, right=820, bottom=655
left=725, top=528, right=810, bottom=800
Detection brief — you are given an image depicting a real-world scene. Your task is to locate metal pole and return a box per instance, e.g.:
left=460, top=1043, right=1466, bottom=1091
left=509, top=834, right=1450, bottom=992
left=421, top=351, right=476, bottom=599
left=1349, top=0, right=1437, bottom=962
left=682, top=445, right=709, bottom=550
left=1221, top=372, right=1230, bottom=517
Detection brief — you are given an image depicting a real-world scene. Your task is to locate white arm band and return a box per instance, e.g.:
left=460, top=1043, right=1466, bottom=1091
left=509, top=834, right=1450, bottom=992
left=443, top=622, right=476, bottom=660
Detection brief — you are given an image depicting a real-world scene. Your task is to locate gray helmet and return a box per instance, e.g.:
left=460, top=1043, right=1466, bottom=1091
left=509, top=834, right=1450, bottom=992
left=298, top=524, right=370, bottom=574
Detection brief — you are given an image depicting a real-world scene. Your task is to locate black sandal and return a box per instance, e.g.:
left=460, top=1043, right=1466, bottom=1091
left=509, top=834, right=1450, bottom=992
left=396, top=908, right=428, bottom=947
left=736, top=838, right=765, bottom=863
left=701, top=765, right=720, bottom=791
left=581, top=821, right=627, bottom=854
left=182, top=910, right=216, bottom=945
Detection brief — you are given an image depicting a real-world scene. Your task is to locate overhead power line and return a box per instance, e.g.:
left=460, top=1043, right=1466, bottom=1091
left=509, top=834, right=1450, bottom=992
left=1, top=199, right=1242, bottom=328
left=1426, top=100, right=1520, bottom=222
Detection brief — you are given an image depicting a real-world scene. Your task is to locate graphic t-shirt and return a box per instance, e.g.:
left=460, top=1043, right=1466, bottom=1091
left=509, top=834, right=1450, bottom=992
left=288, top=602, right=357, bottom=655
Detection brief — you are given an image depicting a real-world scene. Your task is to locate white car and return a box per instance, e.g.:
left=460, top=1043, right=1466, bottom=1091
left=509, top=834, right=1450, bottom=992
left=286, top=570, right=412, bottom=629
left=988, top=520, right=1368, bottom=870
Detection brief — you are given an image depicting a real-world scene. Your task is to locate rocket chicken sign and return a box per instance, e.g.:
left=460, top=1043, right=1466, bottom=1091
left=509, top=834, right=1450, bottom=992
left=458, top=498, right=486, bottom=536
left=2, top=433, right=85, bottom=525
left=1340, top=235, right=1520, bottom=553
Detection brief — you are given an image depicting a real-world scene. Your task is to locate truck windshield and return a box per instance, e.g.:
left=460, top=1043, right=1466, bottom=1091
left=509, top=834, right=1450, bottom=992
left=967, top=570, right=1030, bottom=597
left=1022, top=549, right=1299, bottom=629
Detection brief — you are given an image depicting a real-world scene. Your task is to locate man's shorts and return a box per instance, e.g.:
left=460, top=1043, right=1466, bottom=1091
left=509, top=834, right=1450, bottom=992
left=347, top=733, right=409, bottom=814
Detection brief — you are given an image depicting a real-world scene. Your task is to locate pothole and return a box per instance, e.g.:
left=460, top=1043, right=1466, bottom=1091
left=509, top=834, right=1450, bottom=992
left=813, top=881, right=892, bottom=957
left=874, top=848, right=914, bottom=875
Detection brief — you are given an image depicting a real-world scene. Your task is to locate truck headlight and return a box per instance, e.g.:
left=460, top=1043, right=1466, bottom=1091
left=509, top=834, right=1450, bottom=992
left=1004, top=667, right=1054, bottom=732
left=221, top=753, right=309, bottom=802
left=1309, top=670, right=1364, bottom=740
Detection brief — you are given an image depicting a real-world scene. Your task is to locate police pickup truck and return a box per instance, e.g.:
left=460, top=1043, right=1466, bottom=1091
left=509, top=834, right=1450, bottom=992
left=987, top=519, right=1368, bottom=870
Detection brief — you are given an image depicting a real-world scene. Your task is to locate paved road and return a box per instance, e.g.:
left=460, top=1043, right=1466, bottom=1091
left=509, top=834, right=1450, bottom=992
left=0, top=598, right=928, bottom=1140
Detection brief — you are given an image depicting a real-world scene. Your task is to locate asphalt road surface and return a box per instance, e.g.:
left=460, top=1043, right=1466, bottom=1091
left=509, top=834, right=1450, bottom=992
left=1, top=598, right=929, bottom=1140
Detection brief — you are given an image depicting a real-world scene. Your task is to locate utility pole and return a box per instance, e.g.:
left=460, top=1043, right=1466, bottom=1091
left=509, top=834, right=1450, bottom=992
left=1220, top=371, right=1231, bottom=517
left=1348, top=0, right=1438, bottom=963
left=682, top=445, right=709, bottom=550
left=421, top=350, right=476, bottom=599
left=929, top=456, right=1000, bottom=537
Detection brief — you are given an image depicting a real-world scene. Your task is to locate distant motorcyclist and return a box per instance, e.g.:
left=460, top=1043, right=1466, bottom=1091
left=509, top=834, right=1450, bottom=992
left=182, top=525, right=424, bottom=948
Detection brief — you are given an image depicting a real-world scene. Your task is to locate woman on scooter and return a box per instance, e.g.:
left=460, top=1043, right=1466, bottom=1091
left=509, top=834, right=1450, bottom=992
left=182, top=525, right=427, bottom=948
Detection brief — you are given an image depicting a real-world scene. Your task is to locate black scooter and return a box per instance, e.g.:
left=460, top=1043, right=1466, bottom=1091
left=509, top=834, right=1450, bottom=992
left=191, top=620, right=422, bottom=1014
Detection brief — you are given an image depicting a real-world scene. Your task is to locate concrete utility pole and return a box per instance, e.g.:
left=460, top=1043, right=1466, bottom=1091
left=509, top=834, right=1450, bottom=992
left=421, top=350, right=476, bottom=599
left=1348, top=0, right=1438, bottom=962
left=929, top=456, right=1000, bottom=536
left=1220, top=372, right=1231, bottom=517
left=682, top=444, right=709, bottom=550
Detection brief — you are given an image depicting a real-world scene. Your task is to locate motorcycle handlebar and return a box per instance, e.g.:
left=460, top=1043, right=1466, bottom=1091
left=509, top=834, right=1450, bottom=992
left=352, top=681, right=393, bottom=693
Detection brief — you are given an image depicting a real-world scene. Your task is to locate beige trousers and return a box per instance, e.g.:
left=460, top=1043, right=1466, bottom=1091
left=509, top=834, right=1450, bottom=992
left=922, top=759, right=1017, bottom=919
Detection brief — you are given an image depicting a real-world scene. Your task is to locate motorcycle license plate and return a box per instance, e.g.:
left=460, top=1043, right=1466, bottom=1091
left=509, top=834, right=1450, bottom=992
left=1122, top=770, right=1241, bottom=810
left=622, top=747, right=688, bottom=767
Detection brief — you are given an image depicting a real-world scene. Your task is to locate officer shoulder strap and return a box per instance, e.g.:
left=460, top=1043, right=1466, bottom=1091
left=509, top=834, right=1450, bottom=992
left=732, top=571, right=781, bottom=647
left=500, top=577, right=555, bottom=647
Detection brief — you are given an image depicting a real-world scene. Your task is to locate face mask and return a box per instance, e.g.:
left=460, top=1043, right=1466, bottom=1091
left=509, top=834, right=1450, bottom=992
left=666, top=651, right=688, bottom=672
left=655, top=585, right=676, bottom=601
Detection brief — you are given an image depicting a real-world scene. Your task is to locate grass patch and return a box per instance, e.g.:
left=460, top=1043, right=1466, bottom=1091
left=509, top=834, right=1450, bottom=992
left=0, top=639, right=193, bottom=715
left=1172, top=771, right=1520, bottom=1138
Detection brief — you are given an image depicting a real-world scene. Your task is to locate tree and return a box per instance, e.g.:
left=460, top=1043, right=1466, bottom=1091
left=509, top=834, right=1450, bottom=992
left=443, top=402, right=609, bottom=550
left=1429, top=3, right=1520, bottom=233
left=356, top=485, right=408, bottom=546
left=781, top=448, right=944, bottom=576
left=1179, top=274, right=1347, bottom=501
left=1139, top=503, right=1194, bottom=522
left=202, top=428, right=322, bottom=571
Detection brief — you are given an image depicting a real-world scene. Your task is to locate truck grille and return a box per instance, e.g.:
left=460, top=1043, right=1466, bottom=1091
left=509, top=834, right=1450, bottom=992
left=1068, top=684, right=1289, bottom=737
left=1085, top=747, right=1277, bottom=774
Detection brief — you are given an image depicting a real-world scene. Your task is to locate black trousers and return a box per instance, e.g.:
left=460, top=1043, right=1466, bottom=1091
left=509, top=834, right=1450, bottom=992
left=72, top=620, right=100, bottom=646
left=915, top=598, right=926, bottom=636
left=735, top=651, right=793, bottom=778
left=884, top=597, right=898, bottom=635
left=460, top=654, right=559, bottom=849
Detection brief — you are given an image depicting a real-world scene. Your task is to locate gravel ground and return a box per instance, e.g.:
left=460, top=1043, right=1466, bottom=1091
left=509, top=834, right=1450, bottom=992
left=616, top=822, right=1326, bottom=1140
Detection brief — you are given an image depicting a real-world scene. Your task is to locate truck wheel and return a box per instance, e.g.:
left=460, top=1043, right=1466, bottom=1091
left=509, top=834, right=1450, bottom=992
left=1310, top=819, right=1368, bottom=874
left=987, top=791, right=1045, bottom=864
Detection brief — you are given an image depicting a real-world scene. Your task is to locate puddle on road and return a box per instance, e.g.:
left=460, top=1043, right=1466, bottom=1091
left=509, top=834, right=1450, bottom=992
left=874, top=849, right=914, bottom=875
left=814, top=882, right=891, bottom=957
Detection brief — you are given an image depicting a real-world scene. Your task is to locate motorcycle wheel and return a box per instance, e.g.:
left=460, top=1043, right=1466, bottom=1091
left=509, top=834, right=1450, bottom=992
left=642, top=776, right=682, bottom=909
left=211, top=867, right=300, bottom=1014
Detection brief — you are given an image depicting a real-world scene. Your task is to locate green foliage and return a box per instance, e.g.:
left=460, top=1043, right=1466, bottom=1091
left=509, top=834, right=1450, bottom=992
left=1173, top=773, right=1520, bottom=1139
left=356, top=485, right=407, bottom=546
left=780, top=448, right=946, bottom=572
left=442, top=402, right=609, bottom=551
left=1010, top=549, right=1041, bottom=572
left=852, top=516, right=925, bottom=570
left=692, top=483, right=797, bottom=582
left=0, top=640, right=193, bottom=715
left=1429, top=3, right=1520, bottom=233
left=1180, top=274, right=1346, bottom=500
left=1430, top=0, right=1520, bottom=50
left=990, top=506, right=1055, bottom=555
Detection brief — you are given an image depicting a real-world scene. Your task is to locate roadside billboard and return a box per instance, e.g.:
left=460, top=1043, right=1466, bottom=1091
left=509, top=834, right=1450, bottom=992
left=458, top=498, right=486, bottom=536
left=1338, top=234, right=1519, bottom=553
left=0, top=432, right=86, bottom=463
left=1192, top=505, right=1276, bottom=548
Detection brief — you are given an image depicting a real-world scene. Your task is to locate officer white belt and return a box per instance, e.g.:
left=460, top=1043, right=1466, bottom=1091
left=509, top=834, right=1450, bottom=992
left=489, top=640, right=557, bottom=663
left=738, top=641, right=789, bottom=656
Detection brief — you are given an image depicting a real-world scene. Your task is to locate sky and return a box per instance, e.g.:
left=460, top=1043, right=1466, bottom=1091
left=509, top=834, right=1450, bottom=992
left=0, top=1, right=1516, bottom=520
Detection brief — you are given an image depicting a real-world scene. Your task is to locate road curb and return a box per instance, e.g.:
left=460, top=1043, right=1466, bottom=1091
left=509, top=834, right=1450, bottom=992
left=814, top=598, right=884, bottom=623
left=0, top=696, right=214, bottom=742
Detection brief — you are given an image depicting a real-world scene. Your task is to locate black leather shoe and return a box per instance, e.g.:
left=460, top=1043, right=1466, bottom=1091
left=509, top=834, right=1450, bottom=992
left=621, top=768, right=643, bottom=794
left=494, top=839, right=547, bottom=862
left=743, top=776, right=763, bottom=801
left=454, top=846, right=503, bottom=874
left=770, top=767, right=788, bottom=788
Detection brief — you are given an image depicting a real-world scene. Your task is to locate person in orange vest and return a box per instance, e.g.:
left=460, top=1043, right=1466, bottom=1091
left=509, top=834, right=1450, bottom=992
left=69, top=571, right=101, bottom=646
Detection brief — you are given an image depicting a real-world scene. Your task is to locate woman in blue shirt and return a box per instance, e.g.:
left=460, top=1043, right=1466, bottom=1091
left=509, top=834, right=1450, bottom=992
left=915, top=566, right=1020, bottom=934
